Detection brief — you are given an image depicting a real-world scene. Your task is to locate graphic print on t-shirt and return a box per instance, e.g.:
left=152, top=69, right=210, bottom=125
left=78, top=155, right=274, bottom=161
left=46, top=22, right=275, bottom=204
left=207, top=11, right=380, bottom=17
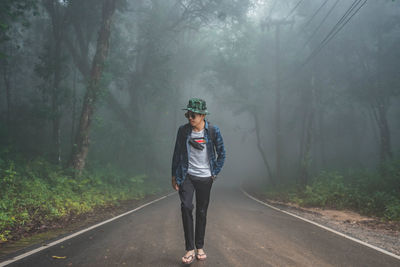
left=193, top=137, right=206, bottom=144
left=188, top=129, right=211, bottom=177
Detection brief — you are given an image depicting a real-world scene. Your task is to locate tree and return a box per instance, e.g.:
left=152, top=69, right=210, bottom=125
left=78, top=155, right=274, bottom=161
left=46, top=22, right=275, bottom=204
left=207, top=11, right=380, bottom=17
left=0, top=0, right=37, bottom=140
left=0, top=0, right=37, bottom=54
left=210, top=20, right=276, bottom=184
left=346, top=3, right=400, bottom=167
left=35, top=0, right=71, bottom=163
left=70, top=0, right=118, bottom=171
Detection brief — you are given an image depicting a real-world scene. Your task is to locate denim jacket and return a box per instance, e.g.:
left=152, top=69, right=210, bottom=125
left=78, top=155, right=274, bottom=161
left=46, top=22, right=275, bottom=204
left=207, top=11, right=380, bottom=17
left=172, top=120, right=226, bottom=185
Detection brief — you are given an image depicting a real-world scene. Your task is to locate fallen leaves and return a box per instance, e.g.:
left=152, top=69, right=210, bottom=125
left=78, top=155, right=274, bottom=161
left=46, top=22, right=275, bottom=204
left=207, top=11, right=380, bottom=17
left=52, top=255, right=67, bottom=259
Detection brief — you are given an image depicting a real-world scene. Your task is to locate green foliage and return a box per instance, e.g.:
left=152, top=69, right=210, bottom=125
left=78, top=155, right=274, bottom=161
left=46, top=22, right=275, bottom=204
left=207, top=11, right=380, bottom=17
left=384, top=199, right=400, bottom=220
left=0, top=156, right=160, bottom=243
left=0, top=0, right=38, bottom=42
left=263, top=158, right=400, bottom=221
left=302, top=172, right=348, bottom=208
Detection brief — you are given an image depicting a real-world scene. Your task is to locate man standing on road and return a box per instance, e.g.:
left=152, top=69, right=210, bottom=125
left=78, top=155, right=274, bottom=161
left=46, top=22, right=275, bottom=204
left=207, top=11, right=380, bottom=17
left=171, top=98, right=226, bottom=264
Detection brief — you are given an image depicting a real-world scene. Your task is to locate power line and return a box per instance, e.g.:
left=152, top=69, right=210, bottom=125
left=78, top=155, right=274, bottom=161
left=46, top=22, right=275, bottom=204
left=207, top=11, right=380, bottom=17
left=302, top=0, right=330, bottom=30
left=261, top=0, right=367, bottom=92
left=302, top=0, right=368, bottom=67
left=302, top=0, right=341, bottom=51
left=318, top=0, right=362, bottom=49
left=285, top=0, right=304, bottom=20
left=334, top=0, right=363, bottom=28
left=321, top=0, right=367, bottom=52
left=264, top=0, right=368, bottom=91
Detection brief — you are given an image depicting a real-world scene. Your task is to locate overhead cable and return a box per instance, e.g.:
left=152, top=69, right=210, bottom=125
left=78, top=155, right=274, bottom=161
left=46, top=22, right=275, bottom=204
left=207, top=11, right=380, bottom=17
left=302, top=0, right=341, bottom=50
left=266, top=0, right=368, bottom=91
left=302, top=0, right=330, bottom=29
left=318, top=0, right=362, bottom=49
left=320, top=0, right=367, bottom=53
left=302, top=0, right=368, bottom=67
left=285, top=0, right=304, bottom=20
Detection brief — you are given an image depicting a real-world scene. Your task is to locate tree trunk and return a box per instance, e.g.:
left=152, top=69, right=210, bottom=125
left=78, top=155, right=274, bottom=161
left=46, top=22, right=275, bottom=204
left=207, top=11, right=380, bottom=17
left=70, top=0, right=118, bottom=171
left=298, top=93, right=307, bottom=179
left=44, top=0, right=67, bottom=163
left=376, top=102, right=393, bottom=163
left=2, top=56, right=12, bottom=146
left=316, top=87, right=326, bottom=170
left=299, top=97, right=314, bottom=186
left=71, top=68, right=77, bottom=148
left=52, top=27, right=62, bottom=164
left=275, top=23, right=282, bottom=182
left=2, top=61, right=11, bottom=128
left=298, top=78, right=315, bottom=186
left=252, top=111, right=274, bottom=185
left=369, top=99, right=393, bottom=167
left=374, top=29, right=392, bottom=168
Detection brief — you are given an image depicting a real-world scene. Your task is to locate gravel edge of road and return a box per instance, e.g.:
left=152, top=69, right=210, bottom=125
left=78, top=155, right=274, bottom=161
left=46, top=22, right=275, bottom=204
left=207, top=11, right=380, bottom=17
left=242, top=189, right=400, bottom=258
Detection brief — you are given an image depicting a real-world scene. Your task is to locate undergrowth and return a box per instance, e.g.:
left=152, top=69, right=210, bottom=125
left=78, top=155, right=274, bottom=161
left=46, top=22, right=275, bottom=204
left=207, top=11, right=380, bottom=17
left=263, top=158, right=400, bottom=221
left=0, top=156, right=162, bottom=243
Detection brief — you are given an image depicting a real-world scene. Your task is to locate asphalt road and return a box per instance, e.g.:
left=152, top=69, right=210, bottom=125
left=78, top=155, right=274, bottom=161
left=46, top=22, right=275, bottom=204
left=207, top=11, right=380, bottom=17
left=2, top=186, right=399, bottom=266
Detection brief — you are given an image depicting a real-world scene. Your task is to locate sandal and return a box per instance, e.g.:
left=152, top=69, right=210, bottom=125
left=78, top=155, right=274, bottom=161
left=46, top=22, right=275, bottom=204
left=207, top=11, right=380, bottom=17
left=182, top=253, right=195, bottom=264
left=196, top=252, right=207, bottom=261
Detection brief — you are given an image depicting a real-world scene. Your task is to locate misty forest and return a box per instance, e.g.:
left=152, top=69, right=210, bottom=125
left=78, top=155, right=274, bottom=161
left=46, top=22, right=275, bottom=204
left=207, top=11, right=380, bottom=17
left=1, top=0, right=400, bottom=253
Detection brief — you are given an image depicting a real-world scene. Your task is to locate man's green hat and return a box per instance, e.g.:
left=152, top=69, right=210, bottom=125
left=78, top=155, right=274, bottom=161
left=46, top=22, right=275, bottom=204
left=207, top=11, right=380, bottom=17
left=182, top=98, right=210, bottom=115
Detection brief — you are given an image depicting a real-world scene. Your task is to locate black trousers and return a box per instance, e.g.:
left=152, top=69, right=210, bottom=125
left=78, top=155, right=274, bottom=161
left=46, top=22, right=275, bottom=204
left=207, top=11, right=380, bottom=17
left=179, top=174, right=213, bottom=251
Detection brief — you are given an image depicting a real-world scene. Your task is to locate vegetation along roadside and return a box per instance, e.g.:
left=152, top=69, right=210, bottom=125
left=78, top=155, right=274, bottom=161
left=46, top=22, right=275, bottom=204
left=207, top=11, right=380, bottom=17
left=0, top=155, right=169, bottom=257
left=255, top=158, right=400, bottom=222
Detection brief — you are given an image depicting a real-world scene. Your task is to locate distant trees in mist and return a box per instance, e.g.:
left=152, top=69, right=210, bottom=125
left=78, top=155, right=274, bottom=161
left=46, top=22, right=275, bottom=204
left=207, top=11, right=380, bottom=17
left=0, top=0, right=399, bottom=185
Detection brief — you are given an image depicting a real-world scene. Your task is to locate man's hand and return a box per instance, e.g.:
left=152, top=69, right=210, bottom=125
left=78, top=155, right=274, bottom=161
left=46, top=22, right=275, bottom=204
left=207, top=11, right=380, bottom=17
left=172, top=176, right=179, bottom=191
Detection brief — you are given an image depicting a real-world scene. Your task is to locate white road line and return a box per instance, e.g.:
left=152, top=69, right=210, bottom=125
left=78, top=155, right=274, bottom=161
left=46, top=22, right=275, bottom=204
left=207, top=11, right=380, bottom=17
left=241, top=189, right=400, bottom=261
left=0, top=192, right=177, bottom=267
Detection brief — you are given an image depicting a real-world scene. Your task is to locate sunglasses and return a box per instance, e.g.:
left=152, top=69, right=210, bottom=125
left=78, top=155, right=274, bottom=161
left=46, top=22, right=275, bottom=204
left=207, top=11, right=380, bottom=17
left=185, top=111, right=198, bottom=119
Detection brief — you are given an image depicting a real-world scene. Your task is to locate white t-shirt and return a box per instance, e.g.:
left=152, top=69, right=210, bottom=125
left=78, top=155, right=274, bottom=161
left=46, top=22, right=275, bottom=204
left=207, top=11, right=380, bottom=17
left=188, top=129, right=211, bottom=177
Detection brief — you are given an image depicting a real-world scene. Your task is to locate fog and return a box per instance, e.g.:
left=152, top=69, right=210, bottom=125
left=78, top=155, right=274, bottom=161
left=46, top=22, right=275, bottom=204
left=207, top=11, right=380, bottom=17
left=1, top=0, right=399, bottom=189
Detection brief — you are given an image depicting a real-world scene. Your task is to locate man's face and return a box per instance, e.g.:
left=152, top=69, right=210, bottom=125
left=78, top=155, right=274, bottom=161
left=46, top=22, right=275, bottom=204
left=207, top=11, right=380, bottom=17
left=185, top=111, right=205, bottom=127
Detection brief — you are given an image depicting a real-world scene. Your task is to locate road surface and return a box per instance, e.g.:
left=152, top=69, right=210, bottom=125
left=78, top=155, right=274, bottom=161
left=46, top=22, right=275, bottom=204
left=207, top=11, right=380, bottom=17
left=2, top=186, right=399, bottom=266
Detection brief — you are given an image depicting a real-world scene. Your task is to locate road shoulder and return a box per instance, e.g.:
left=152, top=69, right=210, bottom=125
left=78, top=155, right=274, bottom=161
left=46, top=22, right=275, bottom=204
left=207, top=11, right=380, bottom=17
left=0, top=190, right=174, bottom=261
left=244, top=190, right=400, bottom=257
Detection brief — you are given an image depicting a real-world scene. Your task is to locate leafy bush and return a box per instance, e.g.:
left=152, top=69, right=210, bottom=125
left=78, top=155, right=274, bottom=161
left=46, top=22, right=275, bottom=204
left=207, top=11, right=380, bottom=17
left=384, top=199, right=400, bottom=220
left=302, top=172, right=348, bottom=208
left=0, top=156, right=162, bottom=243
left=261, top=158, right=400, bottom=221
